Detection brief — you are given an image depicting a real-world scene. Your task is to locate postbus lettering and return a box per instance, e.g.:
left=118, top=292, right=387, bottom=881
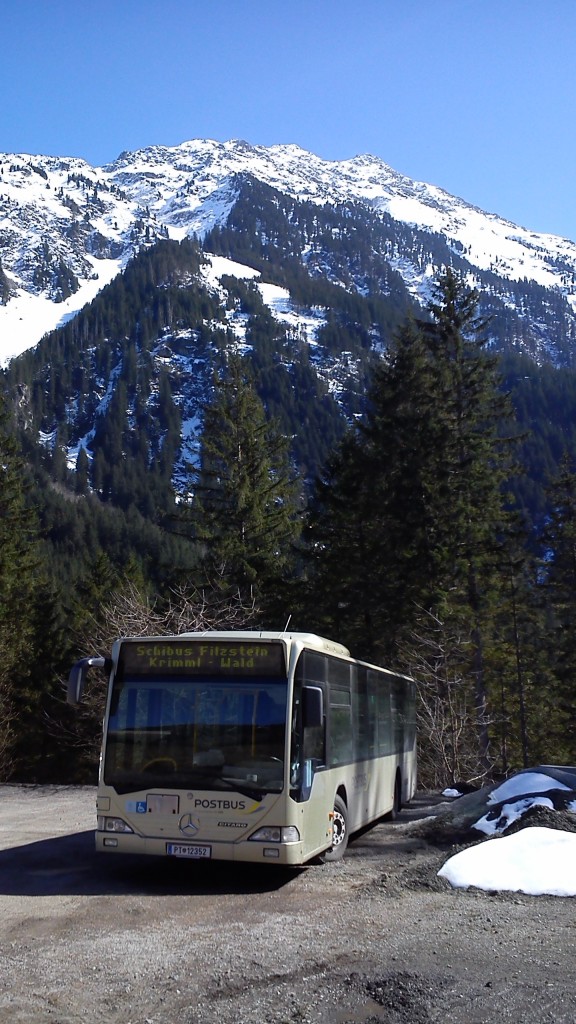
left=194, top=798, right=247, bottom=810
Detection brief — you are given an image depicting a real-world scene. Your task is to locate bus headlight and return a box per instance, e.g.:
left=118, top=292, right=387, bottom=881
left=248, top=826, right=300, bottom=844
left=97, top=816, right=134, bottom=834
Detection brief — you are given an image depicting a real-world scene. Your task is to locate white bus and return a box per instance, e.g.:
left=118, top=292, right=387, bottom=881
left=68, top=631, right=417, bottom=866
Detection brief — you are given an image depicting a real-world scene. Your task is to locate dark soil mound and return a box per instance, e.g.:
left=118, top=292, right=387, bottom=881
left=503, top=803, right=576, bottom=835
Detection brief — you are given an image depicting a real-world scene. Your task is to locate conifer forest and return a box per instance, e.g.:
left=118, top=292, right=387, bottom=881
left=2, top=222, right=576, bottom=788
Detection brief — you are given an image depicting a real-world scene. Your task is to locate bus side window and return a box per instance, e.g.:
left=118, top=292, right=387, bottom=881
left=328, top=687, right=353, bottom=765
left=354, top=665, right=374, bottom=758
left=391, top=677, right=405, bottom=753
left=405, top=682, right=417, bottom=750
left=371, top=670, right=392, bottom=756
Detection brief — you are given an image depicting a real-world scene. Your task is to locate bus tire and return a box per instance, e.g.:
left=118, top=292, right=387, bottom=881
left=323, top=795, right=349, bottom=862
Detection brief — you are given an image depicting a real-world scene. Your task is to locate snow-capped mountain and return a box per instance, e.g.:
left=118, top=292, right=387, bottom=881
left=2, top=139, right=576, bottom=365
left=4, top=138, right=576, bottom=538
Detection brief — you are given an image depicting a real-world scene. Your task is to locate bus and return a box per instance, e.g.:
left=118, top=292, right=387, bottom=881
left=68, top=631, right=417, bottom=866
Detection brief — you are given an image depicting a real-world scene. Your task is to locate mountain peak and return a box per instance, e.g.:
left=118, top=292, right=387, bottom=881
left=2, top=138, right=576, bottom=364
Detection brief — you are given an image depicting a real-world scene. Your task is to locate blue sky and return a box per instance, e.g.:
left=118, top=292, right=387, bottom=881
left=2, top=0, right=575, bottom=239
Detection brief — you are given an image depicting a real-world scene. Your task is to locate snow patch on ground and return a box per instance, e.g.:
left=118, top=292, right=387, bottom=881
left=439, top=826, right=576, bottom=896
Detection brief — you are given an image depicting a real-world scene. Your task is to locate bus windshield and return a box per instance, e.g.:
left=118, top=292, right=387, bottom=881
left=103, top=675, right=288, bottom=796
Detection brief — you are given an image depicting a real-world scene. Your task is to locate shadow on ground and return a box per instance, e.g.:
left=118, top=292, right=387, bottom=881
left=0, top=830, right=300, bottom=898
left=0, top=794, right=444, bottom=896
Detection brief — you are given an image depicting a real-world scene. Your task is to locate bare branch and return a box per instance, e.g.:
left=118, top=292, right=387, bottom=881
left=48, top=573, right=261, bottom=775
left=399, top=606, right=495, bottom=789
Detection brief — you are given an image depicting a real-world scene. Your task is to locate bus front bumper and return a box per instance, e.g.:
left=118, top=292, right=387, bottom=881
left=95, top=830, right=315, bottom=866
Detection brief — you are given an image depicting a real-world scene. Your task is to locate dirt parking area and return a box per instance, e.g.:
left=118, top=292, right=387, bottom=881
left=0, top=785, right=575, bottom=1024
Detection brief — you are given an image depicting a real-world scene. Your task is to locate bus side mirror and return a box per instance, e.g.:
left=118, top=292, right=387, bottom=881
left=302, top=686, right=323, bottom=728
left=67, top=657, right=108, bottom=706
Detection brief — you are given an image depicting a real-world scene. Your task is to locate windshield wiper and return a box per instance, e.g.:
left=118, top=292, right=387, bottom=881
left=108, top=768, right=268, bottom=801
left=109, top=774, right=264, bottom=800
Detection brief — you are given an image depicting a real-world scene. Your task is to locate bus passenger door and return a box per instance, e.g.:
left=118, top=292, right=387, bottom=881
left=290, top=681, right=330, bottom=856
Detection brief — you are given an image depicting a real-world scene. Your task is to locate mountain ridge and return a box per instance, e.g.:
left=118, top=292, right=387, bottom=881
left=4, top=137, right=576, bottom=529
left=2, top=139, right=576, bottom=364
left=4, top=165, right=576, bottom=545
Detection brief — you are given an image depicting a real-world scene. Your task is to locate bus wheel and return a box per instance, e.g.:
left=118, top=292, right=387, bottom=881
left=323, top=795, right=349, bottom=862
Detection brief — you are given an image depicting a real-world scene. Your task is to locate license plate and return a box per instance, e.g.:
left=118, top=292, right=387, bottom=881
left=166, top=843, right=211, bottom=859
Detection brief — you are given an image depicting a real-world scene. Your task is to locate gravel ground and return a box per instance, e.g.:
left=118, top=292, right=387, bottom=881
left=0, top=785, right=575, bottom=1024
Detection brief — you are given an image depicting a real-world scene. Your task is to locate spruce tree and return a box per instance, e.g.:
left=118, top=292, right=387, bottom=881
left=302, top=317, right=440, bottom=658
left=416, top=269, right=518, bottom=768
left=0, top=396, right=45, bottom=778
left=539, top=452, right=576, bottom=762
left=303, top=269, right=523, bottom=778
left=185, top=355, right=301, bottom=618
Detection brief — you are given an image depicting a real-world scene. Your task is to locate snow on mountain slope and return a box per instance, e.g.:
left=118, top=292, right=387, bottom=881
left=106, top=140, right=576, bottom=296
left=200, top=253, right=326, bottom=350
left=0, top=258, right=122, bottom=364
left=2, top=139, right=576, bottom=363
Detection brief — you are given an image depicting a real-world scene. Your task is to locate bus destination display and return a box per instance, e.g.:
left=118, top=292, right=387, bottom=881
left=119, top=640, right=286, bottom=677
